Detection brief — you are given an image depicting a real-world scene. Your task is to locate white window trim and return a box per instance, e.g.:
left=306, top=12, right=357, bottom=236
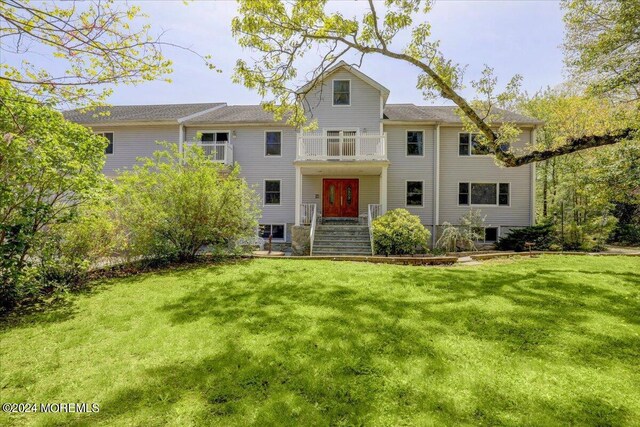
left=263, top=179, right=282, bottom=206
left=405, top=179, right=425, bottom=208
left=457, top=132, right=491, bottom=157
left=196, top=130, right=231, bottom=143
left=457, top=181, right=511, bottom=207
left=259, top=223, right=287, bottom=242
left=332, top=79, right=351, bottom=107
left=96, top=131, right=115, bottom=155
left=405, top=129, right=426, bottom=158
left=264, top=130, right=283, bottom=158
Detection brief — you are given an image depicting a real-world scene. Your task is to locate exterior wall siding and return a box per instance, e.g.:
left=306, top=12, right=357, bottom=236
left=438, top=126, right=534, bottom=230
left=385, top=125, right=435, bottom=225
left=304, top=69, right=382, bottom=133
left=90, top=125, right=179, bottom=176
left=185, top=125, right=297, bottom=241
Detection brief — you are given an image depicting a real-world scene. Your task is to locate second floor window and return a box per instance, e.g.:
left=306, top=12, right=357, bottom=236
left=406, top=181, right=424, bottom=206
left=200, top=132, right=229, bottom=143
left=264, top=180, right=281, bottom=205
left=265, top=131, right=282, bottom=156
left=333, top=80, right=350, bottom=106
left=97, top=132, right=114, bottom=155
left=407, top=131, right=424, bottom=156
left=460, top=132, right=510, bottom=156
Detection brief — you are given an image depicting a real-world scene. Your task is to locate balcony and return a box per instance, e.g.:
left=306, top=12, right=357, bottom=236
left=183, top=142, right=234, bottom=165
left=297, top=132, right=387, bottom=161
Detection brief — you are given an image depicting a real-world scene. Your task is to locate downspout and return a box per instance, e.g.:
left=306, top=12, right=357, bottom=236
left=433, top=123, right=441, bottom=247
left=530, top=127, right=537, bottom=226
left=178, top=122, right=185, bottom=165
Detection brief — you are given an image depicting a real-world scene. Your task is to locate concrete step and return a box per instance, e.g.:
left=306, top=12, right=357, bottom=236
left=314, top=242, right=371, bottom=249
left=313, top=249, right=373, bottom=255
left=312, top=224, right=372, bottom=255
left=313, top=236, right=371, bottom=245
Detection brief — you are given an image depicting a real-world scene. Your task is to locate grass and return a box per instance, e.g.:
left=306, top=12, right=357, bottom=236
left=1, top=256, right=639, bottom=426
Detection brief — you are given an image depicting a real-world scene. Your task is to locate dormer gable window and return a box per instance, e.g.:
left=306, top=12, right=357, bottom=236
left=333, top=80, right=350, bottom=106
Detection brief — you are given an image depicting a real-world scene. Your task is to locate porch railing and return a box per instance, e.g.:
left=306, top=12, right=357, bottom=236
left=367, top=204, right=383, bottom=256
left=184, top=142, right=234, bottom=165
left=297, top=133, right=387, bottom=160
left=300, top=203, right=317, bottom=255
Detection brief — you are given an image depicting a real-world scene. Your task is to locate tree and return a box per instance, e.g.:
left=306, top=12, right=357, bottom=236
left=0, top=81, right=108, bottom=311
left=563, top=0, right=640, bottom=101
left=0, top=0, right=214, bottom=108
left=232, top=0, right=637, bottom=167
left=519, top=88, right=640, bottom=247
left=113, top=144, right=261, bottom=262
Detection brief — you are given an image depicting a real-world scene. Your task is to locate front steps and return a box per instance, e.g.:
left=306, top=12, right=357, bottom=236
left=312, top=223, right=372, bottom=255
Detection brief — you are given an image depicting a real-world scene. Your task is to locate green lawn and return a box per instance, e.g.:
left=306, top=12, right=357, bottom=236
left=1, top=256, right=639, bottom=426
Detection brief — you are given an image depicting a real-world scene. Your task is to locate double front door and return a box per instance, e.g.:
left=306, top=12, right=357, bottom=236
left=323, top=179, right=359, bottom=218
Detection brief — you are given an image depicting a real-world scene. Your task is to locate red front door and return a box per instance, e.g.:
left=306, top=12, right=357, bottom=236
left=322, top=179, right=359, bottom=217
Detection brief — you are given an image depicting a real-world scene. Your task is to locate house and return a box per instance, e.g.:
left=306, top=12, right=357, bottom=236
left=65, top=62, right=542, bottom=255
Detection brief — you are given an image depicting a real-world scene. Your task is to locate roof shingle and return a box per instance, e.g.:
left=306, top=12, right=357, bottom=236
left=383, top=104, right=543, bottom=125
left=63, top=102, right=225, bottom=124
left=64, top=102, right=542, bottom=126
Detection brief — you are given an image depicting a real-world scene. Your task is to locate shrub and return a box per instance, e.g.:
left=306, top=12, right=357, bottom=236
left=35, top=200, right=121, bottom=291
left=372, top=209, right=430, bottom=256
left=0, top=83, right=107, bottom=312
left=436, top=209, right=486, bottom=252
left=496, top=223, right=555, bottom=252
left=114, top=144, right=261, bottom=262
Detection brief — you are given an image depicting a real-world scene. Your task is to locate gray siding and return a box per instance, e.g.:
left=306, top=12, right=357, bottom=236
left=385, top=125, right=435, bottom=226
left=304, top=69, right=382, bottom=133
left=91, top=125, right=179, bottom=176
left=185, top=126, right=297, bottom=240
left=302, top=175, right=380, bottom=217
left=438, top=126, right=533, bottom=228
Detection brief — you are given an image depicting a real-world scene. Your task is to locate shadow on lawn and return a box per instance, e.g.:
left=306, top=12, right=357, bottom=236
left=83, top=260, right=640, bottom=425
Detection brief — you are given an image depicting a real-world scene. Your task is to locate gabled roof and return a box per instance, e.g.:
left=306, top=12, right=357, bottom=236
left=383, top=104, right=543, bottom=125
left=63, top=102, right=225, bottom=124
left=296, top=60, right=391, bottom=103
left=181, top=105, right=286, bottom=125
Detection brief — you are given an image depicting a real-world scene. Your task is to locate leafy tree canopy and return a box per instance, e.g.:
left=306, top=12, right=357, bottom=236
left=232, top=0, right=637, bottom=167
left=563, top=0, right=640, bottom=101
left=0, top=0, right=214, bottom=109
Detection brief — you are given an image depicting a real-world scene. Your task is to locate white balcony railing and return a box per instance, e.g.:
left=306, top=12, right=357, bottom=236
left=297, top=133, right=387, bottom=161
left=184, top=142, right=233, bottom=165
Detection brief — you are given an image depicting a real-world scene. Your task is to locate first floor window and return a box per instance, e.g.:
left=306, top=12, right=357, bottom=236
left=406, top=181, right=424, bottom=206
left=471, top=183, right=497, bottom=205
left=265, top=131, right=282, bottom=156
left=499, top=183, right=510, bottom=206
left=459, top=182, right=511, bottom=206
left=97, top=132, right=114, bottom=154
left=484, top=227, right=498, bottom=242
left=459, top=183, right=470, bottom=205
left=260, top=224, right=285, bottom=240
left=407, top=131, right=424, bottom=156
left=264, top=180, right=281, bottom=205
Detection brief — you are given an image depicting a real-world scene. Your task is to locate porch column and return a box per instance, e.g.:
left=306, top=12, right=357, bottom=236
left=295, top=166, right=302, bottom=226
left=380, top=166, right=388, bottom=213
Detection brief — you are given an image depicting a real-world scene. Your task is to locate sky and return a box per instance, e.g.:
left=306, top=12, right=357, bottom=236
left=4, top=0, right=567, bottom=107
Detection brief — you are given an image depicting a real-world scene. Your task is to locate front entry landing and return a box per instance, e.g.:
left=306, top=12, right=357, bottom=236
left=322, top=178, right=359, bottom=218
